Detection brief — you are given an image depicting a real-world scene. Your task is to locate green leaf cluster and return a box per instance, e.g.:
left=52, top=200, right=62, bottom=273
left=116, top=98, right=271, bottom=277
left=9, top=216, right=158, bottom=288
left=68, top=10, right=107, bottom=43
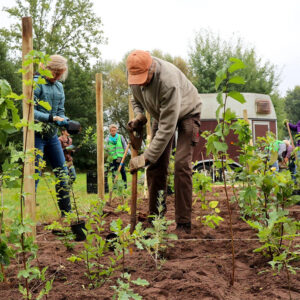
left=136, top=192, right=178, bottom=269
left=111, top=272, right=149, bottom=300
left=1, top=0, right=106, bottom=67
left=189, top=29, right=280, bottom=95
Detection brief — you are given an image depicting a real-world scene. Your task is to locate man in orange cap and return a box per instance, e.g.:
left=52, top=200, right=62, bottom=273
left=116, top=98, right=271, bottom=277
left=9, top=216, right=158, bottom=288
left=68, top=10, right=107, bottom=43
left=127, top=50, right=202, bottom=234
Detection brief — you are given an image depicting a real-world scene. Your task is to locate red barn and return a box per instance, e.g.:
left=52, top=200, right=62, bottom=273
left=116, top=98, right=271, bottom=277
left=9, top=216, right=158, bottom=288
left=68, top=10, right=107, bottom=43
left=193, top=93, right=277, bottom=173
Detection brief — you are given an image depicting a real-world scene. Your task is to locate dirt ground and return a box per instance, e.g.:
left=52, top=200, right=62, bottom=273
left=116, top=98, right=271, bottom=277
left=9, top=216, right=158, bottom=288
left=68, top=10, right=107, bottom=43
left=1, top=186, right=300, bottom=300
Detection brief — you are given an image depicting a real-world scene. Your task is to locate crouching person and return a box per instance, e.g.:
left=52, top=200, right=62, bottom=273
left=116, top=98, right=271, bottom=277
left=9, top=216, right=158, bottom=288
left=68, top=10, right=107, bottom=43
left=126, top=50, right=202, bottom=235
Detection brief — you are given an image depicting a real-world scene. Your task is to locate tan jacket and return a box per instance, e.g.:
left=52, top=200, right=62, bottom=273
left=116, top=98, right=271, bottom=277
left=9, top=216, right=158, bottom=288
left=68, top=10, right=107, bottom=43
left=130, top=57, right=202, bottom=163
left=59, top=135, right=73, bottom=163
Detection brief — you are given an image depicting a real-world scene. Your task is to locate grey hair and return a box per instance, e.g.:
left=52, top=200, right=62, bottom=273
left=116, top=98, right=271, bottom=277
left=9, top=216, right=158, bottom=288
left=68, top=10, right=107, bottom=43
left=109, top=124, right=118, bottom=130
left=47, top=55, right=68, bottom=81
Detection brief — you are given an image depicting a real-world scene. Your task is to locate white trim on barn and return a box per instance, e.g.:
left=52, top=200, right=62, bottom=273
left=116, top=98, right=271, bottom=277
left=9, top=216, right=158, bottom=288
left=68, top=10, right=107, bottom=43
left=199, top=93, right=277, bottom=121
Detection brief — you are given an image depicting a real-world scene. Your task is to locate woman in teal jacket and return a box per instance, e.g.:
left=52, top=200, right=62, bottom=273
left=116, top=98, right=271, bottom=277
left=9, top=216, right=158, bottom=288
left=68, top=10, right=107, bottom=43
left=34, top=55, right=71, bottom=216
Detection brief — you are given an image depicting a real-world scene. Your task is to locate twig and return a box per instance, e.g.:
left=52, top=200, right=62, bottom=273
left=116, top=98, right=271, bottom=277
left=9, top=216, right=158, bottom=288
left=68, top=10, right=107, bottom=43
left=221, top=91, right=235, bottom=286
left=43, top=177, right=60, bottom=217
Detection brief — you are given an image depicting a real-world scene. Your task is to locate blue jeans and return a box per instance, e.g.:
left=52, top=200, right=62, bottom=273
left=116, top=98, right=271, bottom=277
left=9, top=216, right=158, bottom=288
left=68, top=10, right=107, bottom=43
left=68, top=164, right=76, bottom=184
left=35, top=134, right=71, bottom=215
left=272, top=160, right=279, bottom=172
left=104, top=159, right=127, bottom=193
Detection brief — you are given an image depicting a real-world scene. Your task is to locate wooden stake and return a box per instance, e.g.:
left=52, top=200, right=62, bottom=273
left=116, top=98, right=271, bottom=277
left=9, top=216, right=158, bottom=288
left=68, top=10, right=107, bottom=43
left=243, top=109, right=253, bottom=146
left=128, top=95, right=138, bottom=234
left=146, top=112, right=151, bottom=142
left=22, top=17, right=35, bottom=237
left=96, top=73, right=104, bottom=200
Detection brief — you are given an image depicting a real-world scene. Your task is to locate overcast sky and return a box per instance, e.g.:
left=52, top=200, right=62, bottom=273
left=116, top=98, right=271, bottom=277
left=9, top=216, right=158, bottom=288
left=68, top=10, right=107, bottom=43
left=0, top=0, right=299, bottom=96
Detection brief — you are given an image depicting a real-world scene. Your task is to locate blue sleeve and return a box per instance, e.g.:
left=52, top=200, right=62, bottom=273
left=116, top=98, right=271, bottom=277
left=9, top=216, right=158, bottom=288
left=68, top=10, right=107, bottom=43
left=34, top=81, right=51, bottom=122
left=56, top=84, right=66, bottom=119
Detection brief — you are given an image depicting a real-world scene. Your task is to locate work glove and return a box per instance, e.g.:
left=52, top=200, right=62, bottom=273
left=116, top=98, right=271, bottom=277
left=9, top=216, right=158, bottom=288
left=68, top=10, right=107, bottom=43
left=283, top=119, right=289, bottom=126
left=129, top=154, right=146, bottom=173
left=56, top=119, right=69, bottom=127
left=127, top=113, right=147, bottom=132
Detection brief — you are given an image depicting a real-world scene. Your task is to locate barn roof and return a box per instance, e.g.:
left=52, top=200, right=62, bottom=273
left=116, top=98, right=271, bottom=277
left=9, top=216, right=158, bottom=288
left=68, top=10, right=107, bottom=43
left=199, top=93, right=277, bottom=120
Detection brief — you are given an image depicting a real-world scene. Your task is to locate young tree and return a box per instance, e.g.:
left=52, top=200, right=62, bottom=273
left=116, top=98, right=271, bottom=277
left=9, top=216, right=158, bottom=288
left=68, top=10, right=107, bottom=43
left=1, top=0, right=106, bottom=66
left=189, top=29, right=280, bottom=94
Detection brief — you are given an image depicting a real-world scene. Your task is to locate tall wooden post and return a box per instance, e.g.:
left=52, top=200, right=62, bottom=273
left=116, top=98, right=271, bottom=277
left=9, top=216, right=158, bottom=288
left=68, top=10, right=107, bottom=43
left=22, top=17, right=35, bottom=237
left=96, top=74, right=104, bottom=200
left=128, top=95, right=138, bottom=233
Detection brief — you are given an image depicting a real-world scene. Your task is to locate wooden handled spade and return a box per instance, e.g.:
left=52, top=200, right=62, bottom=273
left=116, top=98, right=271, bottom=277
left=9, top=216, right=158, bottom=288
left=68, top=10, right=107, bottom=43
left=128, top=127, right=143, bottom=234
left=286, top=121, right=295, bottom=148
left=286, top=121, right=297, bottom=163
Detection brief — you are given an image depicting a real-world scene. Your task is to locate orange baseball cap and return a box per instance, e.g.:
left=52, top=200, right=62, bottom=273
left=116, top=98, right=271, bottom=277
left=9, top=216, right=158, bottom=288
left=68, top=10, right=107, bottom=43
left=126, top=50, right=152, bottom=85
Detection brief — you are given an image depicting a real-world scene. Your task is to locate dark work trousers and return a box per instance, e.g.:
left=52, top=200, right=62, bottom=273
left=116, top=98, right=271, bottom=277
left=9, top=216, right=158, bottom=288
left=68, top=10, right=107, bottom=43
left=147, top=114, right=201, bottom=224
left=104, top=159, right=127, bottom=193
left=35, top=134, right=71, bottom=216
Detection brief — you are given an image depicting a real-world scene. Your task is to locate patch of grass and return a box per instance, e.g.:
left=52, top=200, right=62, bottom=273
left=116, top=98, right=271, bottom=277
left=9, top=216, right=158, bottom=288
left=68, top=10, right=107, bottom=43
left=3, top=173, right=105, bottom=223
left=2, top=168, right=146, bottom=223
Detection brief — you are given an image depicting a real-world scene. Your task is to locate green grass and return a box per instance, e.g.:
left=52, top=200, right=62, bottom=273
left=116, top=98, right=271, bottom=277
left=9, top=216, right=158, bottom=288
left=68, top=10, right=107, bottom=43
left=2, top=170, right=148, bottom=224
left=2, top=173, right=109, bottom=223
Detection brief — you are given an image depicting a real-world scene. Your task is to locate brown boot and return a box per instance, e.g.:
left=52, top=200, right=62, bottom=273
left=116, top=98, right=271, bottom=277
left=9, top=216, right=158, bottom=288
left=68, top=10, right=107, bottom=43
left=174, top=222, right=191, bottom=239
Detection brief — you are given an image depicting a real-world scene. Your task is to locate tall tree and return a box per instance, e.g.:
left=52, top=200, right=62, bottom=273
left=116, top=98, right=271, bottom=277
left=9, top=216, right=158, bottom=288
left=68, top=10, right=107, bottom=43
left=285, top=86, right=300, bottom=124
left=151, top=49, right=190, bottom=79
left=271, top=92, right=287, bottom=139
left=63, top=61, right=95, bottom=128
left=1, top=0, right=106, bottom=66
left=189, top=29, right=280, bottom=94
left=0, top=40, right=21, bottom=94
left=100, top=59, right=130, bottom=139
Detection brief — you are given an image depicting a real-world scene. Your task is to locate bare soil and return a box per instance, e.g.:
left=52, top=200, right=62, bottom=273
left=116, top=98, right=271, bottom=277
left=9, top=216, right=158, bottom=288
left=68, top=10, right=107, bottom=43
left=1, top=186, right=300, bottom=300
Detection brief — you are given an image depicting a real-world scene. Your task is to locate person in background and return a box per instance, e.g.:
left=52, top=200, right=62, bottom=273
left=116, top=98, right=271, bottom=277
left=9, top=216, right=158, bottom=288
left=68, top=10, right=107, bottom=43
left=126, top=50, right=202, bottom=235
left=34, top=54, right=72, bottom=217
left=271, top=140, right=287, bottom=172
left=59, top=129, right=76, bottom=184
left=104, top=124, right=130, bottom=193
left=284, top=119, right=300, bottom=176
left=285, top=119, right=300, bottom=155
left=282, top=140, right=296, bottom=177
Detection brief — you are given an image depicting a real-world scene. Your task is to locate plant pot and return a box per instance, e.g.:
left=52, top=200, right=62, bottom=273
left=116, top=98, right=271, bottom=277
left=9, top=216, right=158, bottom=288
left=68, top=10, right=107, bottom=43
left=105, top=232, right=118, bottom=251
left=87, top=171, right=97, bottom=194
left=71, top=220, right=86, bottom=241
